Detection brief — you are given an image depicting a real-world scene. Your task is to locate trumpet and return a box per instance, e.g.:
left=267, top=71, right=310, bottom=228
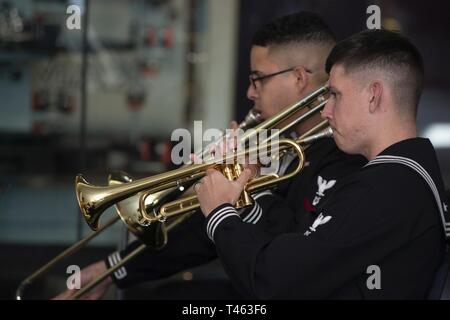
left=76, top=137, right=311, bottom=234
left=83, top=85, right=329, bottom=236
left=69, top=127, right=331, bottom=300
left=16, top=85, right=330, bottom=300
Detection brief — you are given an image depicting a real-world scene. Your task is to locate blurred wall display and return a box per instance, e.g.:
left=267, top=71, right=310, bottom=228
left=0, top=0, right=201, bottom=139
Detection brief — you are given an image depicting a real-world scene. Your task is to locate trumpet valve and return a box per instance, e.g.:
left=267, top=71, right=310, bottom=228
left=220, top=164, right=254, bottom=209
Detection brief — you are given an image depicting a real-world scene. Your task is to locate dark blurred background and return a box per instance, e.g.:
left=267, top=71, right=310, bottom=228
left=0, top=0, right=449, bottom=300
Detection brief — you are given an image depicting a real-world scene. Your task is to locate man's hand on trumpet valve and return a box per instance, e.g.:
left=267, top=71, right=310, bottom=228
left=185, top=120, right=245, bottom=197
left=195, top=167, right=256, bottom=217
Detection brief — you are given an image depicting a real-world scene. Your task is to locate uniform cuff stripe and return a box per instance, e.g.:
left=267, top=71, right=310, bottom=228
left=207, top=206, right=237, bottom=235
left=206, top=205, right=239, bottom=241
left=242, top=203, right=258, bottom=223
left=243, top=203, right=262, bottom=224
left=108, top=251, right=128, bottom=280
left=253, top=190, right=273, bottom=200
left=209, top=213, right=240, bottom=241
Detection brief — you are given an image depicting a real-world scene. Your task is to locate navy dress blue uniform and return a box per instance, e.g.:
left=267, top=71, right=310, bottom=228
left=205, top=138, right=448, bottom=299
left=105, top=138, right=366, bottom=290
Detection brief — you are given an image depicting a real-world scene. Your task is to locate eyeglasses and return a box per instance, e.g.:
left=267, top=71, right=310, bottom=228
left=249, top=66, right=313, bottom=90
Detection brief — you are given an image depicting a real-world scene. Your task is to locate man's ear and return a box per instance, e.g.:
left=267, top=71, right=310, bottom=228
left=368, top=81, right=383, bottom=113
left=293, top=66, right=308, bottom=93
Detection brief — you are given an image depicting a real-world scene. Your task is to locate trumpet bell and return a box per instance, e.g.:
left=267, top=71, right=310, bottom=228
left=109, top=172, right=168, bottom=249
left=75, top=174, right=102, bottom=231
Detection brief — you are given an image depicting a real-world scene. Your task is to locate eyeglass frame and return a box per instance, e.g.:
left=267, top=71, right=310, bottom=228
left=249, top=66, right=313, bottom=90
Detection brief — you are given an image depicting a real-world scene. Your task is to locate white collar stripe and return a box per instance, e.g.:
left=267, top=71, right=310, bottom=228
left=368, top=156, right=440, bottom=202
left=366, top=155, right=448, bottom=237
left=368, top=157, right=437, bottom=194
left=367, top=157, right=439, bottom=203
left=368, top=156, right=443, bottom=215
left=367, top=156, right=444, bottom=220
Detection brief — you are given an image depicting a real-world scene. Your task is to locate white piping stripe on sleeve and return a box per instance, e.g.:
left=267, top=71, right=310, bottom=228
left=115, top=268, right=127, bottom=279
left=246, top=204, right=262, bottom=224
left=207, top=207, right=237, bottom=236
left=253, top=190, right=273, bottom=200
left=107, top=254, right=115, bottom=268
left=242, top=203, right=259, bottom=223
left=114, top=255, right=127, bottom=279
left=248, top=205, right=262, bottom=224
left=208, top=210, right=239, bottom=238
left=242, top=190, right=272, bottom=223
left=206, top=206, right=234, bottom=234
left=242, top=204, right=263, bottom=224
left=207, top=207, right=238, bottom=237
left=108, top=252, right=128, bottom=280
left=111, top=252, right=118, bottom=265
left=366, top=155, right=449, bottom=236
left=209, top=212, right=240, bottom=241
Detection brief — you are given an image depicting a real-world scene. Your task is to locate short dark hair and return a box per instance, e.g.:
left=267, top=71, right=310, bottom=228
left=326, top=29, right=424, bottom=113
left=251, top=11, right=336, bottom=48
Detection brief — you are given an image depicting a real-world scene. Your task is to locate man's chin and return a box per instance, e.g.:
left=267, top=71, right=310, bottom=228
left=333, top=136, right=350, bottom=154
left=335, top=141, right=360, bottom=156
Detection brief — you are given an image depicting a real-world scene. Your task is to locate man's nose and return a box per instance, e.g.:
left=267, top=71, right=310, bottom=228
left=321, top=100, right=333, bottom=120
left=247, top=83, right=258, bottom=100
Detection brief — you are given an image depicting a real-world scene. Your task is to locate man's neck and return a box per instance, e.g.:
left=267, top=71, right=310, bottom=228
left=365, top=121, right=417, bottom=160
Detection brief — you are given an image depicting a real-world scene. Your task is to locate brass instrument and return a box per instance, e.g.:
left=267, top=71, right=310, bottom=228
left=71, top=127, right=331, bottom=300
left=16, top=85, right=331, bottom=300
left=77, top=138, right=308, bottom=234
left=84, top=85, right=329, bottom=242
left=14, top=110, right=261, bottom=301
